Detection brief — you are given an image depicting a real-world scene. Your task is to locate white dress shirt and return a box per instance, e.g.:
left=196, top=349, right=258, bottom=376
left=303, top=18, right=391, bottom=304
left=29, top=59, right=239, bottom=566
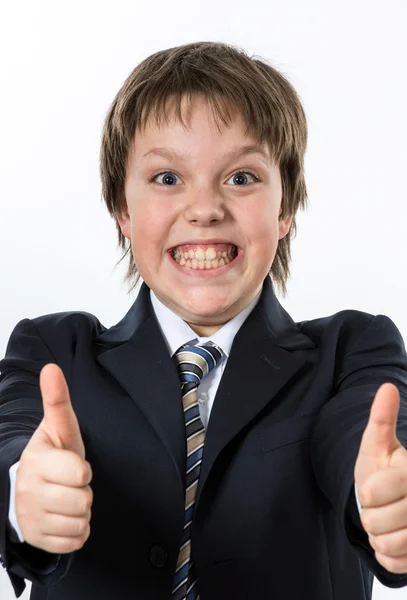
left=7, top=290, right=363, bottom=543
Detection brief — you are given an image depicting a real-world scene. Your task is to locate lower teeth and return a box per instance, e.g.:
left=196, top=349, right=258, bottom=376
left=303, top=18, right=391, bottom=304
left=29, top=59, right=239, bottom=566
left=175, top=256, right=232, bottom=269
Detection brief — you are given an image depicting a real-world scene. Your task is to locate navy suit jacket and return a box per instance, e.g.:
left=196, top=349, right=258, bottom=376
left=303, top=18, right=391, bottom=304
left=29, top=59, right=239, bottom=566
left=1, top=276, right=407, bottom=599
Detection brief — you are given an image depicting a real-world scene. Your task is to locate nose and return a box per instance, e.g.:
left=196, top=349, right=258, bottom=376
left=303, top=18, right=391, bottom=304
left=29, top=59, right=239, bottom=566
left=183, top=191, right=225, bottom=225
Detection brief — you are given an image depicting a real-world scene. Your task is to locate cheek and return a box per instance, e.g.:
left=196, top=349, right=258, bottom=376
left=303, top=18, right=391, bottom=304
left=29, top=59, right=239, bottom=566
left=131, top=201, right=173, bottom=254
left=244, top=210, right=279, bottom=250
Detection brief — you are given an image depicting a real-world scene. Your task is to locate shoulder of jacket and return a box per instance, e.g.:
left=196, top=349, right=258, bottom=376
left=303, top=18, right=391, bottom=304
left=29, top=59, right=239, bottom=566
left=29, top=310, right=106, bottom=337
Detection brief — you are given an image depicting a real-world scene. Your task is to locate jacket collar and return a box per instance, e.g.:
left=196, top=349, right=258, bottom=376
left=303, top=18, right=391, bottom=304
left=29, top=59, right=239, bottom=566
left=95, top=276, right=316, bottom=498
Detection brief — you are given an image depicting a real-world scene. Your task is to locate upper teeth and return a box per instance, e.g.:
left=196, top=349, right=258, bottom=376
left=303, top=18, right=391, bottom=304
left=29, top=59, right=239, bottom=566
left=172, top=246, right=235, bottom=260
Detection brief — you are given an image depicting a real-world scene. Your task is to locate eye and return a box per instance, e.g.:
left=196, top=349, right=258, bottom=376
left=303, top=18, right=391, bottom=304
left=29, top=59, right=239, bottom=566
left=149, top=170, right=261, bottom=186
left=226, top=171, right=261, bottom=186
left=149, top=171, right=181, bottom=186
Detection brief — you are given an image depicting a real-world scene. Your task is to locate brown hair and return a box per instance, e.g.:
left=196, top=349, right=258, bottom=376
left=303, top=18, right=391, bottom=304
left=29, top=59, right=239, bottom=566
left=100, top=41, right=308, bottom=298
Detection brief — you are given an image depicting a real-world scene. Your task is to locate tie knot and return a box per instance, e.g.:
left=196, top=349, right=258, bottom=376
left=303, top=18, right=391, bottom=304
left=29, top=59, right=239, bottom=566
left=174, top=342, right=223, bottom=389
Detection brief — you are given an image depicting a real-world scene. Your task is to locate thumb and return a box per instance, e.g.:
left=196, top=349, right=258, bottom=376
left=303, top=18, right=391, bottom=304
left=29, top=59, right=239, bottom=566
left=39, top=363, right=85, bottom=459
left=359, top=382, right=401, bottom=463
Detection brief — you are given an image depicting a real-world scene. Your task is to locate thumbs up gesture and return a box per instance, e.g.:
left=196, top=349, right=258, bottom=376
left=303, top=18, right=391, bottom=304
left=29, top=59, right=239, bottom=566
left=355, top=382, right=407, bottom=574
left=15, top=364, right=93, bottom=554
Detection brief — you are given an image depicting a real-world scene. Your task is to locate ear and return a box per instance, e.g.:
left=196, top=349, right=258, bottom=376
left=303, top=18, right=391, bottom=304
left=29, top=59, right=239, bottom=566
left=116, top=196, right=131, bottom=239
left=278, top=213, right=294, bottom=240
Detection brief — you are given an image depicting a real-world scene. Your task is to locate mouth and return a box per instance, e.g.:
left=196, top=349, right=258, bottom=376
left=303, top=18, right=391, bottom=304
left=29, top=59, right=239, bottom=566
left=169, top=243, right=239, bottom=270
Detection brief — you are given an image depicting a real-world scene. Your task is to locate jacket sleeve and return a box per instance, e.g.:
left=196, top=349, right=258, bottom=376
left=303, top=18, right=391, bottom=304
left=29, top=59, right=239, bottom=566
left=0, top=318, right=76, bottom=598
left=310, top=314, right=407, bottom=588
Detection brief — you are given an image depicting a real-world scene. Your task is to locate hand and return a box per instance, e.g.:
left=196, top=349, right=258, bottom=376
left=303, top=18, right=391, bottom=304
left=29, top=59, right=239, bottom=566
left=15, top=363, right=93, bottom=554
left=355, top=382, right=407, bottom=574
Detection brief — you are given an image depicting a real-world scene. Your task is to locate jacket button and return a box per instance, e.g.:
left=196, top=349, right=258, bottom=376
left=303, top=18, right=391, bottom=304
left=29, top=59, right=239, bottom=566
left=149, top=544, right=168, bottom=568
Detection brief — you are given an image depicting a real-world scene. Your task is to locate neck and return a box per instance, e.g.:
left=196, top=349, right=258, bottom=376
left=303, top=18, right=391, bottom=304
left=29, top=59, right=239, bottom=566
left=186, top=322, right=223, bottom=337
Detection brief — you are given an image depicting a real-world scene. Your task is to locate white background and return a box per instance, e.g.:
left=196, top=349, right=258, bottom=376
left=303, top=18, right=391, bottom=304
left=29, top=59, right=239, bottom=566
left=1, top=0, right=406, bottom=598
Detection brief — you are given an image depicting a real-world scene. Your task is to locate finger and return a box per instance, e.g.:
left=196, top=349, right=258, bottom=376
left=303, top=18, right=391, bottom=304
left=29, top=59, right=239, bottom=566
left=38, top=482, right=93, bottom=518
left=359, top=466, right=407, bottom=508
left=375, top=550, right=407, bottom=574
left=361, top=496, right=407, bottom=536
left=369, top=528, right=407, bottom=558
left=39, top=525, right=91, bottom=554
left=40, top=512, right=91, bottom=538
left=34, top=448, right=92, bottom=488
left=360, top=383, right=400, bottom=461
left=39, top=364, right=85, bottom=458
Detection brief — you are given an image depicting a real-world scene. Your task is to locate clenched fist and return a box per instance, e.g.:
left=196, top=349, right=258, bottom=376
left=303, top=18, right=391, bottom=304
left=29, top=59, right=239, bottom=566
left=15, top=363, right=93, bottom=554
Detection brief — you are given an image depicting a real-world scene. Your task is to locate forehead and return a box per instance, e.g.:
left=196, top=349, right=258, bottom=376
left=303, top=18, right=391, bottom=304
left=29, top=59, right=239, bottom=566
left=132, top=94, right=272, bottom=163
left=140, top=94, right=245, bottom=133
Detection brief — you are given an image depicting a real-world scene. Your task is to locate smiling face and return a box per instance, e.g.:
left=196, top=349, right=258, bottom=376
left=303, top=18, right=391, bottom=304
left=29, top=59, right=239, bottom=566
left=117, top=95, right=293, bottom=336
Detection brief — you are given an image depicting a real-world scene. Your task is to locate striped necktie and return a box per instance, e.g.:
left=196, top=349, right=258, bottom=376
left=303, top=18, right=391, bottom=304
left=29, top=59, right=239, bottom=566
left=172, top=342, right=223, bottom=600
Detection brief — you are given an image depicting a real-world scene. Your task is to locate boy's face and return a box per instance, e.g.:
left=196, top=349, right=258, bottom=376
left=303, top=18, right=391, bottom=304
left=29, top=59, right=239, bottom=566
left=118, top=96, right=293, bottom=335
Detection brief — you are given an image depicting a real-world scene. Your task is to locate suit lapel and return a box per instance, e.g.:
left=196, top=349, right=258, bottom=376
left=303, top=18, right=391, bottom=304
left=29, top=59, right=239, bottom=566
left=195, top=276, right=317, bottom=505
left=94, top=284, right=186, bottom=488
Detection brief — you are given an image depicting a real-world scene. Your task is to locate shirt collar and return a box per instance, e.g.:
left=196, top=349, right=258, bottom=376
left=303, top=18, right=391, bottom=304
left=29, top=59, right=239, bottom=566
left=150, top=289, right=261, bottom=358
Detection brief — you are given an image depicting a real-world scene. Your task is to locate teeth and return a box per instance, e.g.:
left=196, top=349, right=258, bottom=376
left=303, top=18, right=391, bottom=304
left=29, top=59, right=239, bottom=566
left=175, top=254, right=231, bottom=269
left=205, top=248, right=217, bottom=260
left=170, top=244, right=238, bottom=270
left=172, top=245, right=237, bottom=260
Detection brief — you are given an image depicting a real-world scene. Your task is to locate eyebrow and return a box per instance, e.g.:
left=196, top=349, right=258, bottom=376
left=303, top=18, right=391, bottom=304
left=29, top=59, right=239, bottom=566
left=141, top=143, right=271, bottom=166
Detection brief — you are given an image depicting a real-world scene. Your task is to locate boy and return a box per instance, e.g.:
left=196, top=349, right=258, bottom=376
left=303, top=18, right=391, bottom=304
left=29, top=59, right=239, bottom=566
left=1, top=40, right=407, bottom=600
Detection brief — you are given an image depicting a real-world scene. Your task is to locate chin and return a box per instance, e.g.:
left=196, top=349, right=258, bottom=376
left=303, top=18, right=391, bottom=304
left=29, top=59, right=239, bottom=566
left=180, top=296, right=235, bottom=320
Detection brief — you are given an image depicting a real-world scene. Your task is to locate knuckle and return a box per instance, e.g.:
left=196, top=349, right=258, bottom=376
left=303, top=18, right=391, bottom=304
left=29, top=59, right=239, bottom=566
left=70, top=535, right=85, bottom=552
left=15, top=505, right=29, bottom=529
left=79, top=462, right=93, bottom=486
left=72, top=535, right=85, bottom=551
left=87, top=486, right=93, bottom=505
left=69, top=537, right=82, bottom=552
left=82, top=523, right=91, bottom=543
left=76, top=518, right=89, bottom=536
left=380, top=554, right=398, bottom=573
left=378, top=553, right=389, bottom=568
left=359, top=486, right=372, bottom=506
left=21, top=448, right=37, bottom=467
left=78, top=465, right=89, bottom=486
left=375, top=536, right=388, bottom=555
left=15, top=478, right=30, bottom=498
left=361, top=512, right=373, bottom=533
left=80, top=494, right=92, bottom=514
left=398, top=471, right=407, bottom=488
left=54, top=536, right=77, bottom=554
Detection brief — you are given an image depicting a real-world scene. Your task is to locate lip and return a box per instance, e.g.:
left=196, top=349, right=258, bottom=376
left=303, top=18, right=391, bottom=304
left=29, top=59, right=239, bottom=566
left=168, top=246, right=243, bottom=278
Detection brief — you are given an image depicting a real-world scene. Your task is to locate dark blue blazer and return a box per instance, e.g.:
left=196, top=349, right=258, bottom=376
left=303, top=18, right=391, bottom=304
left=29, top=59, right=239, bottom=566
left=1, top=276, right=407, bottom=599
